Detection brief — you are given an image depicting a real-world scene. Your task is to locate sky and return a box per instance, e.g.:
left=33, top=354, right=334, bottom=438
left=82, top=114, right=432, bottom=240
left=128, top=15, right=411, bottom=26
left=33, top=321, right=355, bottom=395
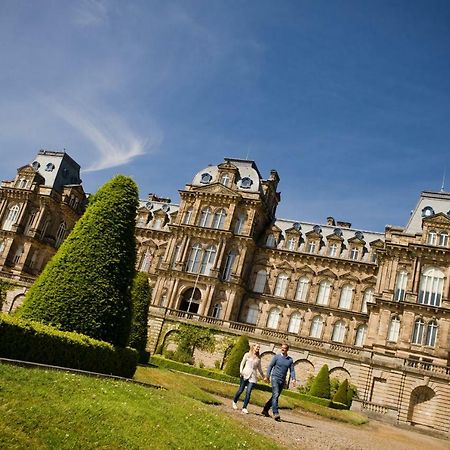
left=1, top=0, right=450, bottom=232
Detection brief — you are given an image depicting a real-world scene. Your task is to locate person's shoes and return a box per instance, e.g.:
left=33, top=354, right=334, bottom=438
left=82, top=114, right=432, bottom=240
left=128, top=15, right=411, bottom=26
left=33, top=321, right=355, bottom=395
left=232, top=401, right=238, bottom=410
left=242, top=408, right=248, bottom=414
left=261, top=409, right=270, bottom=417
left=274, top=414, right=281, bottom=422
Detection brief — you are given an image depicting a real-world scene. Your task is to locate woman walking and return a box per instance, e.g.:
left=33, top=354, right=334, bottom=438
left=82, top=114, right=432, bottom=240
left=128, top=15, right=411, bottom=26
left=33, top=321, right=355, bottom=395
left=232, top=343, right=265, bottom=414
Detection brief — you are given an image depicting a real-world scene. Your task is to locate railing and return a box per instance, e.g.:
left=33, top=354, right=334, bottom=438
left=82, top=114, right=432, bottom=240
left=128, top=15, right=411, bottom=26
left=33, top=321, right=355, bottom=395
left=404, top=358, right=450, bottom=375
left=330, top=343, right=362, bottom=355
left=361, top=401, right=394, bottom=415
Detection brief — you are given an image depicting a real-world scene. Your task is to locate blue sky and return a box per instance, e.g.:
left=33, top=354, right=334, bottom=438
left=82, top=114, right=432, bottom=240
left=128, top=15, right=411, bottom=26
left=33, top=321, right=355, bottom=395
left=1, top=0, right=450, bottom=232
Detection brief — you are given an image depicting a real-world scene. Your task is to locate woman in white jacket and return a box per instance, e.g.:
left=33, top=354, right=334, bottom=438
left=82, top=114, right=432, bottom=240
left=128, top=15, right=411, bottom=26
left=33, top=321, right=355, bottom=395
left=232, top=344, right=265, bottom=414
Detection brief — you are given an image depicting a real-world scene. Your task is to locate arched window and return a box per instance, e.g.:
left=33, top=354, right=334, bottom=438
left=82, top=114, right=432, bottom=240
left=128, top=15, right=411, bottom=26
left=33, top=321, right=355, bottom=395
left=394, top=270, right=408, bottom=301
left=274, top=272, right=289, bottom=297
left=140, top=250, right=153, bottom=272
left=331, top=320, right=346, bottom=343
left=179, top=287, right=201, bottom=313
left=412, top=318, right=425, bottom=345
left=254, top=270, right=267, bottom=293
left=186, top=244, right=202, bottom=273
left=198, top=208, right=212, bottom=227
left=288, top=313, right=302, bottom=334
left=295, top=277, right=310, bottom=301
left=234, top=214, right=246, bottom=234
left=182, top=207, right=193, bottom=225
left=246, top=304, right=259, bottom=325
left=354, top=325, right=368, bottom=347
left=266, top=234, right=276, bottom=247
left=338, top=284, right=353, bottom=309
left=222, top=250, right=238, bottom=281
left=387, top=316, right=401, bottom=342
left=170, top=243, right=181, bottom=269
left=2, top=204, right=20, bottom=231
left=200, top=245, right=216, bottom=275
left=427, top=230, right=437, bottom=245
left=55, top=222, right=66, bottom=247
left=309, top=315, right=323, bottom=338
left=316, top=280, right=332, bottom=305
left=212, top=303, right=222, bottom=319
left=24, top=210, right=38, bottom=235
left=418, top=267, right=444, bottom=306
left=425, top=321, right=438, bottom=347
left=212, top=209, right=227, bottom=229
left=439, top=232, right=448, bottom=247
left=267, top=308, right=281, bottom=329
left=40, top=217, right=51, bottom=240
left=361, top=289, right=373, bottom=313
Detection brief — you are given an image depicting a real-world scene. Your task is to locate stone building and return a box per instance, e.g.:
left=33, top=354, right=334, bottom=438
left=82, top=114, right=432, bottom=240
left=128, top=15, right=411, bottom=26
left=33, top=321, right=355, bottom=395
left=0, top=150, right=86, bottom=312
left=1, top=153, right=449, bottom=435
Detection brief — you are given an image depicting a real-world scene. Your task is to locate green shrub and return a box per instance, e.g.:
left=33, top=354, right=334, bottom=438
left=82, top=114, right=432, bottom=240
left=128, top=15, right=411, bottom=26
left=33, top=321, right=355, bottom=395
left=297, top=374, right=315, bottom=394
left=128, top=272, right=151, bottom=361
left=332, top=378, right=348, bottom=404
left=330, top=401, right=348, bottom=410
left=0, top=280, right=12, bottom=311
left=296, top=393, right=331, bottom=407
left=171, top=324, right=215, bottom=365
left=0, top=314, right=138, bottom=377
left=309, top=364, right=331, bottom=399
left=18, top=175, right=139, bottom=347
left=223, top=335, right=249, bottom=377
left=347, top=384, right=357, bottom=407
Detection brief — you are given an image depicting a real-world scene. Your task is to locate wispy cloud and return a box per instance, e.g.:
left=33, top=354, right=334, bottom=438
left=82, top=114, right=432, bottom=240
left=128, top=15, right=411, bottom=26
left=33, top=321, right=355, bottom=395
left=44, top=98, right=161, bottom=172
left=73, top=0, right=109, bottom=27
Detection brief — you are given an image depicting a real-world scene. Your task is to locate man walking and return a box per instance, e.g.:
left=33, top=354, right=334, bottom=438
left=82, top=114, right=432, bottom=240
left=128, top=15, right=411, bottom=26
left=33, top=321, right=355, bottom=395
left=262, top=342, right=296, bottom=421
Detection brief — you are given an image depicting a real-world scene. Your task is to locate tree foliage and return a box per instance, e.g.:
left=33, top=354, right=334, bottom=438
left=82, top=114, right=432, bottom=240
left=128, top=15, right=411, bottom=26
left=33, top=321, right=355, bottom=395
left=309, top=364, right=331, bottom=399
left=18, top=175, right=139, bottom=346
left=223, top=335, right=249, bottom=377
left=127, top=272, right=151, bottom=356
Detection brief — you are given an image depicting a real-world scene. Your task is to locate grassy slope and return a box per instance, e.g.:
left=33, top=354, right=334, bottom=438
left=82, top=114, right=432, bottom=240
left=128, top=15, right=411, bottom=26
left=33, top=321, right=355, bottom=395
left=0, top=364, right=282, bottom=449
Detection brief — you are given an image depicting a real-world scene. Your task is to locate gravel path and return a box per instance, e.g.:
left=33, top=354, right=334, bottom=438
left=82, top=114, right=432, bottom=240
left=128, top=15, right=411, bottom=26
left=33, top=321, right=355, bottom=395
left=213, top=399, right=449, bottom=450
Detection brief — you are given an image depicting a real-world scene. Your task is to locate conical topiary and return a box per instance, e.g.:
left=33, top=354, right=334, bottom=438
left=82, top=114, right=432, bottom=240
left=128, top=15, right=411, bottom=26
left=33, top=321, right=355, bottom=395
left=332, top=378, right=348, bottom=404
left=224, top=335, right=249, bottom=377
left=18, top=175, right=139, bottom=346
left=309, top=364, right=331, bottom=399
left=128, top=272, right=152, bottom=360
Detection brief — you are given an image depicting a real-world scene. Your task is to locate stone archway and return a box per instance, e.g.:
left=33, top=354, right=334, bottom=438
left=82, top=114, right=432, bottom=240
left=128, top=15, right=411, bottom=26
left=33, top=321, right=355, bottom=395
left=294, top=359, right=315, bottom=386
left=179, top=287, right=201, bottom=313
left=260, top=351, right=275, bottom=373
left=408, top=385, right=437, bottom=429
left=329, top=367, right=352, bottom=383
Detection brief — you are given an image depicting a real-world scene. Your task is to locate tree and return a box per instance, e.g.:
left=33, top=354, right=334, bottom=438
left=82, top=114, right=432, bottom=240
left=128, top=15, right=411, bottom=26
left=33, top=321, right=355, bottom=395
left=128, top=272, right=151, bottom=360
left=172, top=324, right=216, bottom=364
left=332, top=378, right=348, bottom=404
left=18, top=175, right=139, bottom=347
left=223, top=335, right=249, bottom=377
left=309, top=364, right=331, bottom=399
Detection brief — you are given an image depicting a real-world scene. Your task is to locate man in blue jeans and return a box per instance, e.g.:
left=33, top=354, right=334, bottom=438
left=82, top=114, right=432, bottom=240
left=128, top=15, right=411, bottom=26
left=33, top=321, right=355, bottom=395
left=262, top=342, right=296, bottom=421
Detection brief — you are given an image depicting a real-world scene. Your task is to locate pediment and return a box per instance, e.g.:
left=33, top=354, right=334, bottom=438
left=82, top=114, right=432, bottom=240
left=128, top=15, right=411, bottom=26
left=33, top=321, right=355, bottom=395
left=17, top=165, right=36, bottom=175
left=317, top=268, right=338, bottom=279
left=285, top=227, right=301, bottom=236
left=326, top=233, right=344, bottom=242
left=305, top=230, right=321, bottom=239
left=296, top=265, right=316, bottom=275
left=339, top=272, right=360, bottom=282
left=218, top=161, right=239, bottom=172
left=369, top=239, right=384, bottom=248
left=268, top=223, right=282, bottom=233
left=361, top=275, right=377, bottom=284
left=348, top=236, right=366, bottom=245
left=192, top=182, right=241, bottom=198
left=423, top=212, right=450, bottom=225
left=275, top=261, right=295, bottom=272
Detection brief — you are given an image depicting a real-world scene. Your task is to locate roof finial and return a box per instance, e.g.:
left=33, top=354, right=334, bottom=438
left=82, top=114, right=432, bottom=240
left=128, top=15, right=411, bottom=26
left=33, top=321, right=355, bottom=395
left=440, top=167, right=446, bottom=192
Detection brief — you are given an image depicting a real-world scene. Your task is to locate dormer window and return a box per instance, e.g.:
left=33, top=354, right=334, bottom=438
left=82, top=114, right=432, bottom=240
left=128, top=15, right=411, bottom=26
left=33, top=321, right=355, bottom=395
left=45, top=163, right=55, bottom=172
left=286, top=238, right=296, bottom=251
left=439, top=232, right=448, bottom=247
left=240, top=177, right=253, bottom=188
left=427, top=230, right=437, bottom=245
left=350, top=247, right=359, bottom=260
left=327, top=243, right=338, bottom=257
left=200, top=173, right=212, bottom=184
left=307, top=241, right=317, bottom=253
left=31, top=161, right=40, bottom=170
left=266, top=234, right=276, bottom=248
left=422, top=206, right=435, bottom=217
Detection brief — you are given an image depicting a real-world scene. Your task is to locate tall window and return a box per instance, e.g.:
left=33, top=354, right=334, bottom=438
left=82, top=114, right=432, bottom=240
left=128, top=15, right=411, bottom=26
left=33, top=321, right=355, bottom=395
left=212, top=209, right=227, bottom=229
left=246, top=304, right=259, bottom=325
left=254, top=270, right=267, bottom=293
left=418, top=267, right=444, bottom=306
left=182, top=207, right=193, bottom=225
left=234, top=214, right=245, bottom=234
left=198, top=208, right=212, bottom=227
left=274, top=272, right=289, bottom=297
left=140, top=250, right=153, bottom=272
left=354, top=325, right=368, bottom=347
left=171, top=244, right=181, bottom=269
left=0, top=239, right=5, bottom=254
left=439, top=232, right=448, bottom=247
left=331, top=320, right=346, bottom=343
left=200, top=245, right=216, bottom=275
left=387, top=316, right=400, bottom=342
left=267, top=308, right=281, bottom=329
left=13, top=245, right=23, bottom=264
left=394, top=270, right=408, bottom=301
left=427, top=230, right=437, bottom=245
left=286, top=238, right=296, bottom=250
left=266, top=234, right=276, bottom=247
left=2, top=204, right=20, bottom=231
left=338, top=284, right=353, bottom=309
left=288, top=313, right=302, bottom=333
left=425, top=321, right=438, bottom=347
left=186, top=244, right=202, bottom=273
left=307, top=241, right=317, bottom=253
left=24, top=210, right=38, bottom=235
left=55, top=222, right=66, bottom=247
left=212, top=303, right=222, bottom=319
left=40, top=217, right=51, bottom=240
left=316, top=280, right=332, bottom=305
left=222, top=250, right=237, bottom=281
left=411, top=318, right=425, bottom=345
left=295, top=277, right=310, bottom=301
left=310, top=316, right=323, bottom=338
left=350, top=247, right=359, bottom=260
left=327, top=243, right=338, bottom=257
left=361, top=289, right=373, bottom=313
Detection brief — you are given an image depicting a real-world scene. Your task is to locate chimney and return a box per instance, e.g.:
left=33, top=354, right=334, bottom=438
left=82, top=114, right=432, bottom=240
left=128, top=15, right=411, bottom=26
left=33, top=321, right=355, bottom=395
left=336, top=220, right=351, bottom=229
left=326, top=216, right=336, bottom=226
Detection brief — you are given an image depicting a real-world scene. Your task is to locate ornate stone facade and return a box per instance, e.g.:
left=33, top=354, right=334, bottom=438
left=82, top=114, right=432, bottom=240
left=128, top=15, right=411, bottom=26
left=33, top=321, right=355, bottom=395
left=1, top=154, right=449, bottom=435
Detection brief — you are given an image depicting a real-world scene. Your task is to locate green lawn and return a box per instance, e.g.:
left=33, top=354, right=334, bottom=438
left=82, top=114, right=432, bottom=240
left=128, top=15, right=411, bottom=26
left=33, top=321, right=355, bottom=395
left=0, top=363, right=282, bottom=449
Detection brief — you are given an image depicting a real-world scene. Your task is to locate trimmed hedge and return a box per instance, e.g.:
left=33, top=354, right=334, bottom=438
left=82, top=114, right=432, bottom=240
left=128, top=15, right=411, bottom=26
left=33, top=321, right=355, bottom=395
left=223, top=335, right=249, bottom=377
left=332, top=378, right=348, bottom=404
left=309, top=364, right=331, bottom=399
left=0, top=314, right=138, bottom=378
left=18, top=175, right=139, bottom=347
